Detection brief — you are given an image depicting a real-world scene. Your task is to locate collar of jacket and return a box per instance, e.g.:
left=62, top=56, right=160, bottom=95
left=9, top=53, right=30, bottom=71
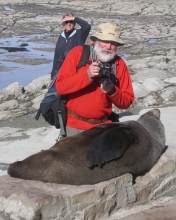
left=61, top=29, right=77, bottom=39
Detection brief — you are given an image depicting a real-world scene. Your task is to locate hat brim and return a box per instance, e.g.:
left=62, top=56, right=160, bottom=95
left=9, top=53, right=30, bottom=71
left=90, top=36, right=124, bottom=46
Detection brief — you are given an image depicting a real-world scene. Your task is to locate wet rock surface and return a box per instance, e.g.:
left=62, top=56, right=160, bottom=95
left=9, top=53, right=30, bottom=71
left=0, top=0, right=176, bottom=120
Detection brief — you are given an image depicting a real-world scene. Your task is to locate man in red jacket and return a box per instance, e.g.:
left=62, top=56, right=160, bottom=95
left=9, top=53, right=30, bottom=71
left=55, top=22, right=134, bottom=136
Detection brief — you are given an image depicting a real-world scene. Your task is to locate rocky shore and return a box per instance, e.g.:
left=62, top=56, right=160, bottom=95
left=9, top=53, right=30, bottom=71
left=0, top=0, right=176, bottom=219
left=1, top=73, right=176, bottom=122
left=0, top=0, right=176, bottom=121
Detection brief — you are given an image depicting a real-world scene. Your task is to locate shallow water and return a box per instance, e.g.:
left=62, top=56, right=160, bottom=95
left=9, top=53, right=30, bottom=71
left=0, top=163, right=8, bottom=176
left=0, top=35, right=54, bottom=89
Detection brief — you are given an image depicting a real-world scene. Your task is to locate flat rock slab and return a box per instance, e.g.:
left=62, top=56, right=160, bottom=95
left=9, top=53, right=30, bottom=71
left=0, top=174, right=135, bottom=220
left=110, top=196, right=176, bottom=220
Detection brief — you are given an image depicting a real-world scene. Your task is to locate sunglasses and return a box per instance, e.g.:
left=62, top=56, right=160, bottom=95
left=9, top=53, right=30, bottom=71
left=64, top=20, right=74, bottom=24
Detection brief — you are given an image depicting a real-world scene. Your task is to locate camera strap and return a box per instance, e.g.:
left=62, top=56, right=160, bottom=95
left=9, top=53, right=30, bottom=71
left=91, top=48, right=118, bottom=81
left=77, top=44, right=118, bottom=84
left=90, top=45, right=97, bottom=62
left=112, top=62, right=117, bottom=79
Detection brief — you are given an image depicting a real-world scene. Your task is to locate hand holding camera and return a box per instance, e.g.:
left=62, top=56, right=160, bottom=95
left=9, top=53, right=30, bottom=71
left=99, top=62, right=116, bottom=95
left=88, top=61, right=100, bottom=79
left=101, top=79, right=116, bottom=96
left=88, top=61, right=116, bottom=95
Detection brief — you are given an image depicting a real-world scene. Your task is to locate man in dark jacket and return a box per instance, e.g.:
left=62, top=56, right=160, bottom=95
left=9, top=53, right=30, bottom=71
left=50, top=13, right=91, bottom=79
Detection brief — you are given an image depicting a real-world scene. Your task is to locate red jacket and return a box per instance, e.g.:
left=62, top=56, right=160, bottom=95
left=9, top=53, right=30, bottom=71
left=55, top=45, right=134, bottom=130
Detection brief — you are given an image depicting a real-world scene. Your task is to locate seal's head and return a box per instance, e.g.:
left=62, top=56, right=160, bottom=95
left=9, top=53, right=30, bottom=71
left=137, top=109, right=165, bottom=146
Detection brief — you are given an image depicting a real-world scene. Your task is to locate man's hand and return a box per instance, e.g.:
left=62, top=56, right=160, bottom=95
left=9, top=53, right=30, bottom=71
left=88, top=61, right=100, bottom=79
left=62, top=15, right=75, bottom=23
left=101, top=79, right=116, bottom=96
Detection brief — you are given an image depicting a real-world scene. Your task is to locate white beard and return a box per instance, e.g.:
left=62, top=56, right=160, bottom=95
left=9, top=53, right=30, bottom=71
left=94, top=43, right=117, bottom=62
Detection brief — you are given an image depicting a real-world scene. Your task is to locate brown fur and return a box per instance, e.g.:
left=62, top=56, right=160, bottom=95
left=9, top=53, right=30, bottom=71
left=8, top=109, right=167, bottom=185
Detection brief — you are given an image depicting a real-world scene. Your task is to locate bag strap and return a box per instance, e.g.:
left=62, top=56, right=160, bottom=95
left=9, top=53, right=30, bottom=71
left=112, top=55, right=119, bottom=78
left=77, top=45, right=90, bottom=69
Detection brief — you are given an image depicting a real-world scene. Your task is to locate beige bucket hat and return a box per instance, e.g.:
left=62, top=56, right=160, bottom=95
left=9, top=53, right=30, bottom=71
left=90, top=22, right=124, bottom=45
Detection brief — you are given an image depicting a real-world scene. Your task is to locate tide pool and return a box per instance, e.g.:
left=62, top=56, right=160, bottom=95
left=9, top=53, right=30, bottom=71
left=0, top=35, right=54, bottom=89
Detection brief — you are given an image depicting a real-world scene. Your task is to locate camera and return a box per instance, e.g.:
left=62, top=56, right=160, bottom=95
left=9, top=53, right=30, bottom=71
left=99, top=62, right=112, bottom=80
left=99, top=62, right=118, bottom=86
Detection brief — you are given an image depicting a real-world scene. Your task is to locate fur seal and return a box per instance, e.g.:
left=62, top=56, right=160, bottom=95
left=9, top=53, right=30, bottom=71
left=8, top=109, right=167, bottom=185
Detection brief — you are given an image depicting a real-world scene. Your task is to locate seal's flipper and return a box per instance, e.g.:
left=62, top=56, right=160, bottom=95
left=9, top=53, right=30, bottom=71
left=86, top=125, right=138, bottom=168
